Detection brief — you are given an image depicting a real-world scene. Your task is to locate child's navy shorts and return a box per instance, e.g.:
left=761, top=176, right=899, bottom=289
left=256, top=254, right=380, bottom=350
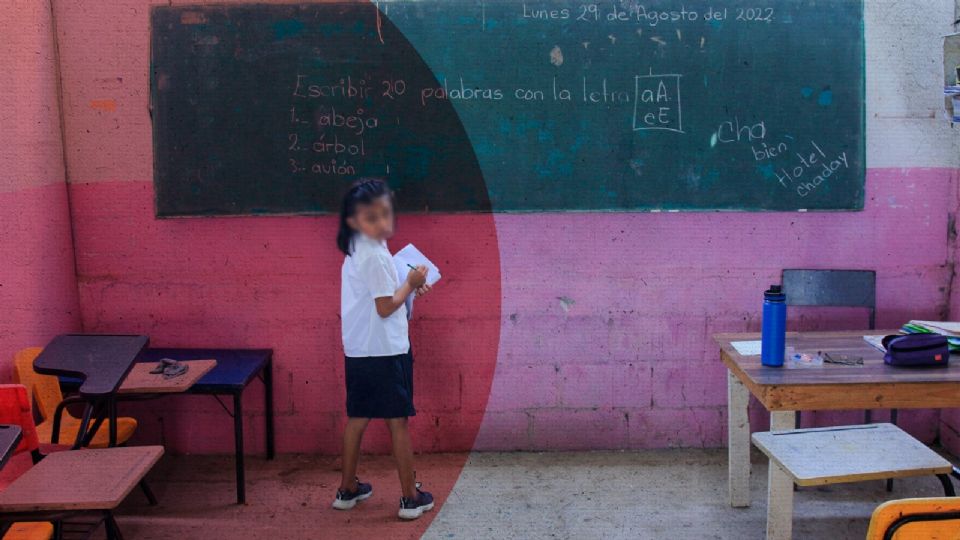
left=344, top=351, right=416, bottom=418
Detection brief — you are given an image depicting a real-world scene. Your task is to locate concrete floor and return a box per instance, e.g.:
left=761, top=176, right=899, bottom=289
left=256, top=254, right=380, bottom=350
left=109, top=449, right=955, bottom=539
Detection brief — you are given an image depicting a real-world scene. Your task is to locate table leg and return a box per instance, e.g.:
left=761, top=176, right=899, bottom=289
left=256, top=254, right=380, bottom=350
left=233, top=392, right=246, bottom=505
left=108, top=396, right=118, bottom=447
left=264, top=356, right=275, bottom=460
left=727, top=371, right=751, bottom=507
left=766, top=411, right=796, bottom=540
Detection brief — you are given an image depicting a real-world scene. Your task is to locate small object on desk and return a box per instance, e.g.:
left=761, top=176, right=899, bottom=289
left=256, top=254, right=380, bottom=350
left=821, top=352, right=863, bottom=366
left=731, top=340, right=762, bottom=356
left=785, top=349, right=823, bottom=369
left=761, top=285, right=787, bottom=367
left=907, top=320, right=960, bottom=336
left=119, top=359, right=217, bottom=394
left=883, top=334, right=950, bottom=367
left=149, top=358, right=189, bottom=379
left=863, top=334, right=888, bottom=352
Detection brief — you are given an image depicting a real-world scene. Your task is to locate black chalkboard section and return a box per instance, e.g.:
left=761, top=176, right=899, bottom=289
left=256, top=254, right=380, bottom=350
left=150, top=1, right=864, bottom=215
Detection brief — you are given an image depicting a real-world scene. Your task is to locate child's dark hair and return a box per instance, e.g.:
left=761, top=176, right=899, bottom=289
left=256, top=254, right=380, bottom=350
left=337, top=178, right=393, bottom=256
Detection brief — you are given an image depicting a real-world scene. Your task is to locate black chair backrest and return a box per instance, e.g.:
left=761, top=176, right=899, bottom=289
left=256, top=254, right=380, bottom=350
left=781, top=269, right=876, bottom=329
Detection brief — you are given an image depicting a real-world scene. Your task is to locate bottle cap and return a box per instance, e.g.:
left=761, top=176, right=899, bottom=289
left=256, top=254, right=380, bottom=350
left=765, top=284, right=786, bottom=300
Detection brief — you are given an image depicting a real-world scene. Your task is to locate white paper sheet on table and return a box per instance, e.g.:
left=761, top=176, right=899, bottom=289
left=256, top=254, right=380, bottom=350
left=731, top=340, right=762, bottom=356
left=863, top=335, right=886, bottom=352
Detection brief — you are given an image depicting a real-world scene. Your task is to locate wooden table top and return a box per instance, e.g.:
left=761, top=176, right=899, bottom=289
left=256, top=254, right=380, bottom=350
left=118, top=359, right=217, bottom=394
left=715, top=331, right=960, bottom=411
left=0, top=446, right=163, bottom=513
left=752, top=423, right=952, bottom=486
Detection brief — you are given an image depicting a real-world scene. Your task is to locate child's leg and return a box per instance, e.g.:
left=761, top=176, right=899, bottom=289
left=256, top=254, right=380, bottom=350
left=340, top=417, right=370, bottom=491
left=385, top=417, right=417, bottom=499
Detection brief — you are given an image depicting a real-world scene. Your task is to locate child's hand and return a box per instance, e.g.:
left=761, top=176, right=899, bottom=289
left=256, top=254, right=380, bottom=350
left=415, top=283, right=432, bottom=297
left=406, top=265, right=428, bottom=288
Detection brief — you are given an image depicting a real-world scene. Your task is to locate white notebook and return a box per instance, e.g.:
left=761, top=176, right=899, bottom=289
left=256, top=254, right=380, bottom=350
left=393, top=244, right=441, bottom=287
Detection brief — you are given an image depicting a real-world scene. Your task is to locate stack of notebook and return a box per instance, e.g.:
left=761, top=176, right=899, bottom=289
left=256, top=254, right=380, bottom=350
left=901, top=320, right=960, bottom=353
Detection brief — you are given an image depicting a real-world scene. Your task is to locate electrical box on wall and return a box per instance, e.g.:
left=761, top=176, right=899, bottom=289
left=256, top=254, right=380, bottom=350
left=944, top=33, right=960, bottom=122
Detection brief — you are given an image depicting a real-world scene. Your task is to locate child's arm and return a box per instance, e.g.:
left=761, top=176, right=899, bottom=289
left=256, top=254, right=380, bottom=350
left=375, top=265, right=427, bottom=318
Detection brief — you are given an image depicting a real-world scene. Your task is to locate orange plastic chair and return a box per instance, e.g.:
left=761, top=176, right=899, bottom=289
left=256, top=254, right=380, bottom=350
left=13, top=348, right=137, bottom=448
left=0, top=384, right=55, bottom=540
left=867, top=497, right=960, bottom=540
left=1, top=525, right=52, bottom=540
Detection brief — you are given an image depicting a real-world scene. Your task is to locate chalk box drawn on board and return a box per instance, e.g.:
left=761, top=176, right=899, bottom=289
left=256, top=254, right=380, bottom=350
left=150, top=0, right=865, bottom=216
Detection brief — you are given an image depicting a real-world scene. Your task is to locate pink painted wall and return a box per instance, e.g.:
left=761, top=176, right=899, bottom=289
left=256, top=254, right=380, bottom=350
left=476, top=167, right=956, bottom=450
left=43, top=0, right=960, bottom=455
left=0, top=0, right=81, bottom=382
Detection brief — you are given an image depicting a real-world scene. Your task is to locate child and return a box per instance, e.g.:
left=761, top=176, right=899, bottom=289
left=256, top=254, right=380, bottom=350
left=332, top=178, right=435, bottom=520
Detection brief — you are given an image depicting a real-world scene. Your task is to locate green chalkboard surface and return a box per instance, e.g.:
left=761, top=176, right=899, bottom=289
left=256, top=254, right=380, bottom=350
left=150, top=1, right=864, bottom=215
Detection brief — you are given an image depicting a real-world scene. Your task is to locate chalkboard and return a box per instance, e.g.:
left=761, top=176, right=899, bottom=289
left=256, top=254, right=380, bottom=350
left=150, top=1, right=865, bottom=216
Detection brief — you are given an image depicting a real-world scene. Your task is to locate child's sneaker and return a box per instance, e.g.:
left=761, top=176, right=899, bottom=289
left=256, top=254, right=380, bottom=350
left=332, top=478, right=373, bottom=510
left=398, top=483, right=434, bottom=520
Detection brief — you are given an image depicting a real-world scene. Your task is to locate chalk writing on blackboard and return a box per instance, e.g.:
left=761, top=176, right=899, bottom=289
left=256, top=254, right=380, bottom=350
left=521, top=3, right=773, bottom=26
left=633, top=74, right=683, bottom=133
left=285, top=70, right=692, bottom=180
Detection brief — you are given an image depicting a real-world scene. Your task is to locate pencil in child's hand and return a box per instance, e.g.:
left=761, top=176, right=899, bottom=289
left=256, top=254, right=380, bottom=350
left=406, top=263, right=418, bottom=271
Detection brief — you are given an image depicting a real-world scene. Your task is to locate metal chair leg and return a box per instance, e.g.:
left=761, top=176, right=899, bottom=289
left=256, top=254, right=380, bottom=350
left=72, top=403, right=95, bottom=449
left=104, top=511, right=124, bottom=540
left=937, top=474, right=956, bottom=497
left=140, top=479, right=158, bottom=506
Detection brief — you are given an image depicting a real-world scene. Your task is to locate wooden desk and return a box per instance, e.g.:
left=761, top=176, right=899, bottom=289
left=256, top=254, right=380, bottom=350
left=0, top=425, right=21, bottom=471
left=118, top=359, right=217, bottom=394
left=0, top=446, right=162, bottom=513
left=715, top=331, right=960, bottom=509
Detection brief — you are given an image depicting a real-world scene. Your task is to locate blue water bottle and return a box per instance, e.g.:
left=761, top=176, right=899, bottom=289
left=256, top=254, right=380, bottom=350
left=761, top=285, right=787, bottom=367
